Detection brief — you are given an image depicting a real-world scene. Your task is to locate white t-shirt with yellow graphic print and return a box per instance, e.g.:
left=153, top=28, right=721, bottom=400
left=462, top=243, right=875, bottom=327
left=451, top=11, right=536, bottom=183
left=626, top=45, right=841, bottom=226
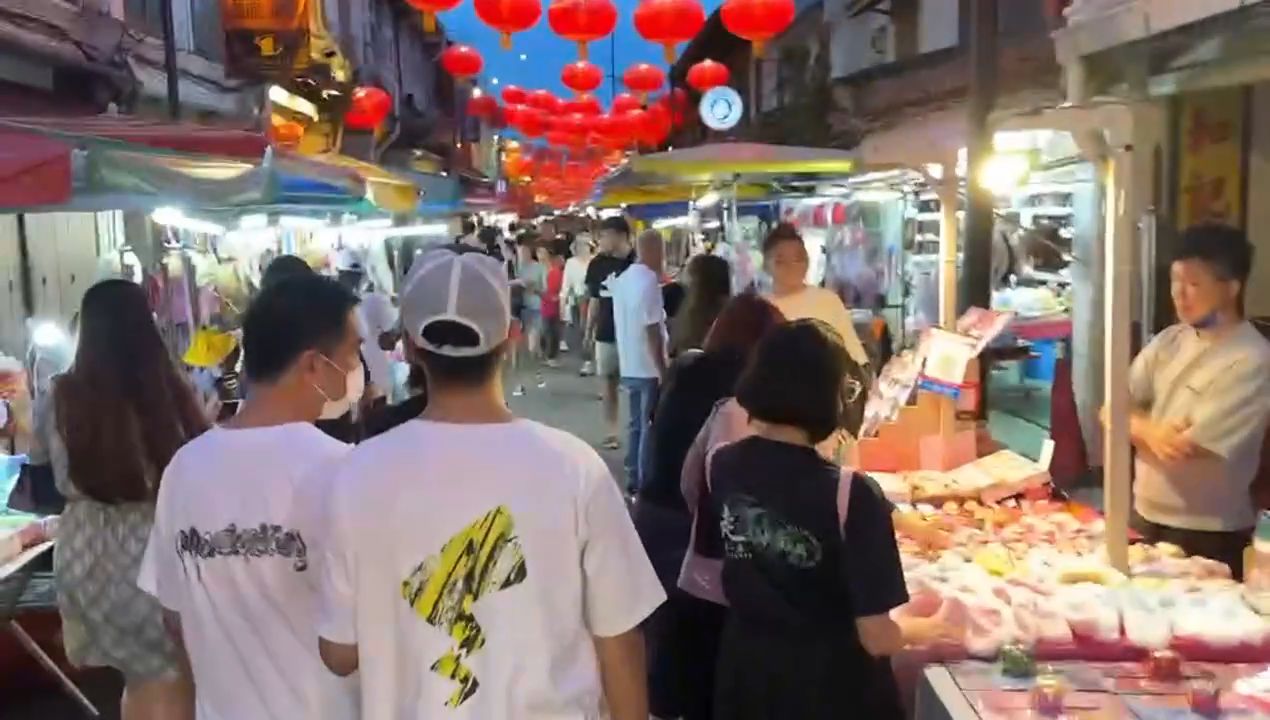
left=318, top=418, right=665, bottom=720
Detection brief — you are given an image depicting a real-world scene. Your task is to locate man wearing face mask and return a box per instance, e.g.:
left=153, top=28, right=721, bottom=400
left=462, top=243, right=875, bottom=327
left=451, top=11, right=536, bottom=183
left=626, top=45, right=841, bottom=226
left=137, top=273, right=362, bottom=720
left=1112, top=224, right=1270, bottom=579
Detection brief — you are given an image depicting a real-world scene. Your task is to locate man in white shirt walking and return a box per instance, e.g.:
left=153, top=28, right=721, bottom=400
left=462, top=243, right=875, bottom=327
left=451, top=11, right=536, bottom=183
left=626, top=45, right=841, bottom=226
left=316, top=246, right=665, bottom=720
left=138, top=274, right=363, bottom=719
left=610, top=229, right=668, bottom=494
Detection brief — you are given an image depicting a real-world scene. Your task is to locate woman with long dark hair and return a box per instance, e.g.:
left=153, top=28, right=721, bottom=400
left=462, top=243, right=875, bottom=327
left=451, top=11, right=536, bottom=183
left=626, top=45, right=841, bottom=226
left=35, top=279, right=208, bottom=719
left=636, top=293, right=785, bottom=720
left=670, top=254, right=732, bottom=357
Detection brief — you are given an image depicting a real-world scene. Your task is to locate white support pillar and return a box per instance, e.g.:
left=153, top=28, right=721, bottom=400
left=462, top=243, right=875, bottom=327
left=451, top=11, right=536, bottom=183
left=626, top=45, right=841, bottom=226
left=1102, top=125, right=1135, bottom=574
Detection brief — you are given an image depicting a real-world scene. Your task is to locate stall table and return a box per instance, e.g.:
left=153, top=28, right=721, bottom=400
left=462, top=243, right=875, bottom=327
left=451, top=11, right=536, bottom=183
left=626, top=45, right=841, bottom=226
left=914, top=660, right=1270, bottom=719
left=0, top=541, right=99, bottom=717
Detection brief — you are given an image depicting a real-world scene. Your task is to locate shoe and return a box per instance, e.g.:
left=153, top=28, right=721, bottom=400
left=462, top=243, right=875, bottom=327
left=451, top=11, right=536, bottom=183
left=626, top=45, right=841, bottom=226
left=602, top=436, right=620, bottom=450
left=560, top=341, right=570, bottom=352
left=536, top=375, right=547, bottom=389
left=580, top=361, right=594, bottom=377
left=512, top=385, right=527, bottom=397
left=546, top=359, right=561, bottom=369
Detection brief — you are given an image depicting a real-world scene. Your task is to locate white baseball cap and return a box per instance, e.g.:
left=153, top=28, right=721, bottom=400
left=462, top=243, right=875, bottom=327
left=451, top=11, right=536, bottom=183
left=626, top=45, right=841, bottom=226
left=400, top=246, right=510, bottom=357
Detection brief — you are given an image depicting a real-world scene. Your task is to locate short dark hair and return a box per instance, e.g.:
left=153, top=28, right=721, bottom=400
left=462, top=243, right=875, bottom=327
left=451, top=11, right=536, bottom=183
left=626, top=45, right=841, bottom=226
left=1175, top=223, right=1253, bottom=284
left=735, top=319, right=855, bottom=444
left=461, top=218, right=477, bottom=236
left=261, top=254, right=315, bottom=289
left=415, top=320, right=504, bottom=388
left=599, top=216, right=631, bottom=237
left=762, top=222, right=804, bottom=256
left=243, top=274, right=359, bottom=383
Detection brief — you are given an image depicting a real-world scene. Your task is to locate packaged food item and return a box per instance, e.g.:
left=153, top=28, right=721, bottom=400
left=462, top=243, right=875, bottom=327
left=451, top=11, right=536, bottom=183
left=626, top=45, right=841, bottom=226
left=999, top=642, right=1036, bottom=678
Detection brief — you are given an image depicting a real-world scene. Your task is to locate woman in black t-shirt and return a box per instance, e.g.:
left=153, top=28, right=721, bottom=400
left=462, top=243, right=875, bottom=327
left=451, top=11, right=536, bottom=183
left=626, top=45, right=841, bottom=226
left=707, top=320, right=955, bottom=720
left=635, top=295, right=784, bottom=720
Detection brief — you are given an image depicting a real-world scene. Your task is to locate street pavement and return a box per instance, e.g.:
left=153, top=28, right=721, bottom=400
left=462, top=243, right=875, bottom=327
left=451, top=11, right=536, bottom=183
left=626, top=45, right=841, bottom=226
left=6, top=348, right=628, bottom=719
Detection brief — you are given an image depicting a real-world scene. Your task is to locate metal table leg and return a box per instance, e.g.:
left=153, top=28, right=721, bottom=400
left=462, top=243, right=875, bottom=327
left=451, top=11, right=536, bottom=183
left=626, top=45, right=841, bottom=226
left=8, top=619, right=100, bottom=717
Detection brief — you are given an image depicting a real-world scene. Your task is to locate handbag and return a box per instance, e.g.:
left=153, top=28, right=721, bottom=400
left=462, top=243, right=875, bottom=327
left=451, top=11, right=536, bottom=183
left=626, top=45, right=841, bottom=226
left=7, top=461, right=64, bottom=516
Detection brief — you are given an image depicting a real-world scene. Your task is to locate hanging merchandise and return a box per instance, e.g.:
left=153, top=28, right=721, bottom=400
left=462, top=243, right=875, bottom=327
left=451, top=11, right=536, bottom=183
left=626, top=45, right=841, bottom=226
left=687, top=58, right=730, bottom=92
left=547, top=0, right=618, bottom=60
left=633, top=0, right=706, bottom=63
left=720, top=0, right=795, bottom=57
left=268, top=118, right=305, bottom=148
left=405, top=0, right=462, bottom=33
left=622, top=63, right=666, bottom=99
left=475, top=0, right=542, bottom=49
left=561, top=60, right=604, bottom=94
left=440, top=44, right=484, bottom=84
left=344, top=86, right=393, bottom=131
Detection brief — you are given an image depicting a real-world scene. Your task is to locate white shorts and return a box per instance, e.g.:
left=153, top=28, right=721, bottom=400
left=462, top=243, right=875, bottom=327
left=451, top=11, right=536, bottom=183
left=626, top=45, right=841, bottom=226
left=595, top=342, right=620, bottom=378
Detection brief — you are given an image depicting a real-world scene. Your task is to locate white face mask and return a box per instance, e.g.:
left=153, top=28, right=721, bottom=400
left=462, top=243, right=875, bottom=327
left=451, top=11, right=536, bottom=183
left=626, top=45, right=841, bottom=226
left=315, top=354, right=365, bottom=420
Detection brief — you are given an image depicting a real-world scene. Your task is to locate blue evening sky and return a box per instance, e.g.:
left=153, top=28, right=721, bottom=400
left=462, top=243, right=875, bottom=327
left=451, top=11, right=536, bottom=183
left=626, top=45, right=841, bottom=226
left=441, top=0, right=725, bottom=105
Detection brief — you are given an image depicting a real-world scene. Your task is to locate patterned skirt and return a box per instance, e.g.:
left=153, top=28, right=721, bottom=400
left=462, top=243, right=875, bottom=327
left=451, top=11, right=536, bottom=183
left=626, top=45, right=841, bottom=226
left=54, top=500, right=180, bottom=683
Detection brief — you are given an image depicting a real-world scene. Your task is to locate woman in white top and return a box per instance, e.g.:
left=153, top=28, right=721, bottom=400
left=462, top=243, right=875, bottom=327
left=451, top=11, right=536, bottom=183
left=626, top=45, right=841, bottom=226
left=761, top=222, right=872, bottom=370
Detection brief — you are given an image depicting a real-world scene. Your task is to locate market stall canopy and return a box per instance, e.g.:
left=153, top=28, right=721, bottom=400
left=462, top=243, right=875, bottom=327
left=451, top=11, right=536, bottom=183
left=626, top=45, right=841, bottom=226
left=288, top=153, right=421, bottom=214
left=858, top=106, right=968, bottom=168
left=594, top=182, right=769, bottom=207
left=0, top=116, right=268, bottom=158
left=630, top=142, right=858, bottom=181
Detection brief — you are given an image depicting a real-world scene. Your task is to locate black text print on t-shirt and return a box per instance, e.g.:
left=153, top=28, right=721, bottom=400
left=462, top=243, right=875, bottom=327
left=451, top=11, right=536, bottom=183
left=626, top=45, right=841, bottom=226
left=175, top=523, right=309, bottom=576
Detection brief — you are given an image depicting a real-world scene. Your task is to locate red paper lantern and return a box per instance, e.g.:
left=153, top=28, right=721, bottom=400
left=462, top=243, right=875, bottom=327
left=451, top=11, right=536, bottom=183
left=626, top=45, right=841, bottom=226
left=501, top=85, right=529, bottom=105
left=344, top=86, right=392, bottom=131
left=547, top=0, right=618, bottom=60
left=561, top=60, right=604, bottom=94
left=515, top=107, right=548, bottom=137
left=831, top=202, right=847, bottom=225
left=611, top=92, right=643, bottom=115
left=639, top=102, right=672, bottom=147
left=622, top=63, right=665, bottom=97
left=475, top=0, right=542, bottom=49
left=440, top=44, right=483, bottom=82
left=527, top=89, right=561, bottom=113
left=405, top=0, right=461, bottom=33
left=561, top=93, right=602, bottom=116
left=467, top=93, right=499, bottom=119
left=686, top=58, right=730, bottom=92
left=633, top=0, right=706, bottom=63
left=720, top=0, right=795, bottom=57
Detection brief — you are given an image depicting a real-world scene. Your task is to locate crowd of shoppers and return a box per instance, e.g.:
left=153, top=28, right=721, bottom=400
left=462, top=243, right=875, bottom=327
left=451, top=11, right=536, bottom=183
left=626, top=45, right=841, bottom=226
left=22, top=214, right=1267, bottom=720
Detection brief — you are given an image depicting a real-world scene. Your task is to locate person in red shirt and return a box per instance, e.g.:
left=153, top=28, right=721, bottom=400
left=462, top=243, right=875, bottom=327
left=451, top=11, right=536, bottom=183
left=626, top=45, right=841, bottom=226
left=540, top=244, right=566, bottom=368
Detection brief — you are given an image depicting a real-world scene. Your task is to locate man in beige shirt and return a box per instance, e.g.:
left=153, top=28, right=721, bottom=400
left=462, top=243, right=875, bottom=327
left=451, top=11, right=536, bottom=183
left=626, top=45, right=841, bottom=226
left=1118, top=224, right=1270, bottom=579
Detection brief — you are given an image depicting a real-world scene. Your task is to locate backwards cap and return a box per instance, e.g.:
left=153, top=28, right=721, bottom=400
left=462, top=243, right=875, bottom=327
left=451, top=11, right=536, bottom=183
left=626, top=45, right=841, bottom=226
left=400, top=246, right=510, bottom=357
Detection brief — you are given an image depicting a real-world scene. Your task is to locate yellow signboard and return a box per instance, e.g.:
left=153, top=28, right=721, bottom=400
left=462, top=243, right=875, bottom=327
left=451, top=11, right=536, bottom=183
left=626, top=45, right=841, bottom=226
left=1177, top=88, right=1246, bottom=229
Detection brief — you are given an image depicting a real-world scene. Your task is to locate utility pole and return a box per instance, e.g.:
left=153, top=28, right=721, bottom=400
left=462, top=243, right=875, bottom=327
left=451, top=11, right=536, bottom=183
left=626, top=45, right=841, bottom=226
left=961, top=0, right=997, bottom=311
left=160, top=0, right=181, bottom=119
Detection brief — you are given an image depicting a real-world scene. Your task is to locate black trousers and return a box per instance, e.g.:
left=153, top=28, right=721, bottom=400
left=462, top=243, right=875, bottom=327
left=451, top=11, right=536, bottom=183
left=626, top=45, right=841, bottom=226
left=1132, top=514, right=1253, bottom=580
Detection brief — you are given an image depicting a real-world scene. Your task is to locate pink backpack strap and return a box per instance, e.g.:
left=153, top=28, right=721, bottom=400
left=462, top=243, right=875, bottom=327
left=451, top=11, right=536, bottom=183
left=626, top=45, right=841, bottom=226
left=836, top=467, right=855, bottom=539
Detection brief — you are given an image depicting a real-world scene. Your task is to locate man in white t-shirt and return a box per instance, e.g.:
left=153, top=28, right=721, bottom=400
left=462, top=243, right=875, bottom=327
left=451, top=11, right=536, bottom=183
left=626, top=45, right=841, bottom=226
left=316, top=246, right=665, bottom=720
left=138, top=274, right=364, bottom=720
left=610, top=230, right=667, bottom=493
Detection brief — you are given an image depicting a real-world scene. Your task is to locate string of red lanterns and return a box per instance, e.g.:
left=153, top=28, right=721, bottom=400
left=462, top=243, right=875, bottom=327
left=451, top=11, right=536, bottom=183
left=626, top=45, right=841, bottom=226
left=720, top=0, right=795, bottom=57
